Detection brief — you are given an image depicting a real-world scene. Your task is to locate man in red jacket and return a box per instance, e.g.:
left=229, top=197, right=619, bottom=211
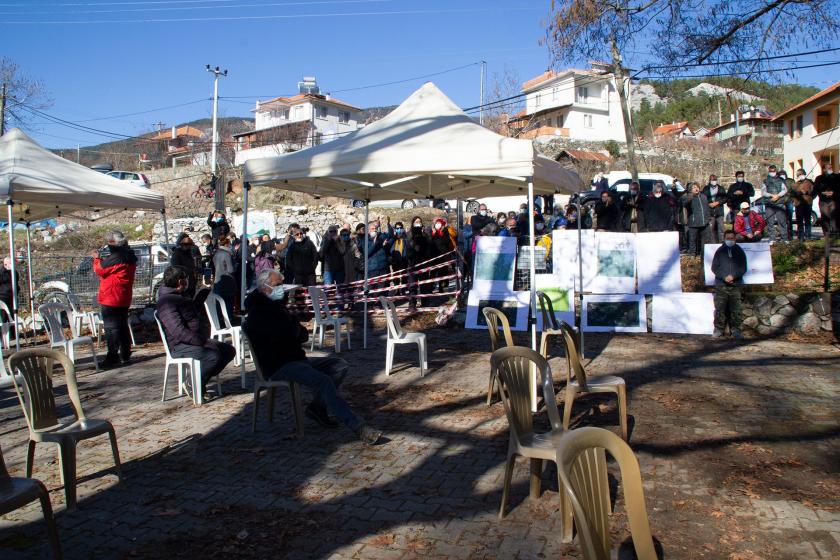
left=91, top=231, right=137, bottom=367
left=733, top=202, right=766, bottom=242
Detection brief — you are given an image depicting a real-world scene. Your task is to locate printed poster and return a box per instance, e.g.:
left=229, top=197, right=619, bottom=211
left=637, top=231, right=682, bottom=294
left=582, top=294, right=647, bottom=333
left=703, top=243, right=774, bottom=285
left=534, top=274, right=575, bottom=331
left=232, top=211, right=276, bottom=240
left=551, top=229, right=595, bottom=291
left=651, top=293, right=715, bottom=335
left=465, top=289, right=530, bottom=332
left=472, top=236, right=518, bottom=292
left=590, top=232, right=636, bottom=294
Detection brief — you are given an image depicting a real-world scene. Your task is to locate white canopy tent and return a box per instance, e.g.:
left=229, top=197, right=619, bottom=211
left=0, top=128, right=168, bottom=350
left=243, top=82, right=582, bottom=361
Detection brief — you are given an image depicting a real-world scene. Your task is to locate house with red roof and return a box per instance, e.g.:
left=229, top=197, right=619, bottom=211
left=234, top=76, right=362, bottom=165
left=652, top=121, right=694, bottom=140
left=508, top=63, right=627, bottom=142
left=772, top=81, right=840, bottom=179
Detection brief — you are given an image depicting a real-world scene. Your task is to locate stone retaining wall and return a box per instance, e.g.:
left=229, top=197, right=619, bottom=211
left=740, top=292, right=833, bottom=336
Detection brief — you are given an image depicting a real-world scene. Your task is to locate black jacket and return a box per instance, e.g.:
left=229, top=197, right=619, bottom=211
left=618, top=191, right=645, bottom=231
left=711, top=244, right=747, bottom=286
left=287, top=237, right=318, bottom=277
left=727, top=181, right=755, bottom=211
left=242, top=290, right=307, bottom=374
left=644, top=195, right=674, bottom=232
left=682, top=192, right=710, bottom=228
left=156, top=286, right=209, bottom=347
left=207, top=213, right=231, bottom=240
left=320, top=235, right=345, bottom=273
left=594, top=201, right=621, bottom=231
left=0, top=268, right=19, bottom=303
left=470, top=213, right=494, bottom=235
left=170, top=246, right=197, bottom=274
left=815, top=173, right=840, bottom=202
left=702, top=184, right=728, bottom=217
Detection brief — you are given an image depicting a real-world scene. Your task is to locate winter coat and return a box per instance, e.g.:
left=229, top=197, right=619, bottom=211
left=207, top=213, right=230, bottom=241
left=761, top=174, right=788, bottom=209
left=791, top=179, right=815, bottom=207
left=734, top=212, right=766, bottom=237
left=93, top=244, right=137, bottom=308
left=389, top=235, right=411, bottom=271
left=170, top=246, right=197, bottom=275
left=343, top=237, right=361, bottom=282
left=156, top=285, right=210, bottom=347
left=815, top=173, right=840, bottom=202
left=470, top=213, right=494, bottom=235
left=673, top=191, right=688, bottom=226
left=682, top=192, right=710, bottom=228
left=253, top=251, right=275, bottom=274
left=320, top=235, right=345, bottom=273
left=727, top=181, right=755, bottom=211
left=287, top=237, right=318, bottom=277
left=711, top=244, right=747, bottom=286
left=0, top=268, right=19, bottom=306
left=358, top=234, right=389, bottom=272
left=618, top=191, right=645, bottom=231
left=702, top=184, right=728, bottom=217
left=242, top=290, right=308, bottom=374
left=408, top=229, right=430, bottom=267
left=644, top=195, right=674, bottom=232
left=594, top=201, right=621, bottom=231
left=212, top=246, right=235, bottom=281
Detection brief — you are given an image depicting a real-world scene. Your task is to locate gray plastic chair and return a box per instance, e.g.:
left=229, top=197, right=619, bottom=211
left=482, top=306, right=514, bottom=405
left=491, top=346, right=573, bottom=542
left=536, top=291, right=565, bottom=359
left=38, top=303, right=98, bottom=372
left=242, top=332, right=304, bottom=436
left=0, top=441, right=62, bottom=559
left=557, top=427, right=657, bottom=560
left=560, top=322, right=628, bottom=440
left=8, top=348, right=122, bottom=510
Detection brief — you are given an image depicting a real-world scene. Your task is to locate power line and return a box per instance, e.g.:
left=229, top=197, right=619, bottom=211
left=639, top=60, right=840, bottom=80
left=632, top=47, right=840, bottom=77
left=332, top=62, right=480, bottom=93
left=0, top=0, right=394, bottom=15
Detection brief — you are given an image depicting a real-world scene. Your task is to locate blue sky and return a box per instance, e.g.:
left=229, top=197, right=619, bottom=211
left=1, top=0, right=838, bottom=149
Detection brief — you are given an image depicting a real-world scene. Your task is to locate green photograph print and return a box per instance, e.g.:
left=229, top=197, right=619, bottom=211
left=586, top=300, right=640, bottom=328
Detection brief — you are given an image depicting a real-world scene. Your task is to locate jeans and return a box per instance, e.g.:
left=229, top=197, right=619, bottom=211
left=764, top=206, right=789, bottom=241
left=101, top=305, right=131, bottom=362
left=708, top=215, right=726, bottom=244
left=714, top=284, right=742, bottom=333
left=323, top=269, right=345, bottom=285
left=687, top=226, right=708, bottom=256
left=270, top=356, right=363, bottom=430
left=172, top=340, right=236, bottom=387
left=795, top=204, right=812, bottom=240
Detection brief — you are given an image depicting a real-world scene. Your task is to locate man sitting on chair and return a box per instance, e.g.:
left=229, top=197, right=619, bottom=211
left=243, top=269, right=381, bottom=445
left=157, top=266, right=236, bottom=397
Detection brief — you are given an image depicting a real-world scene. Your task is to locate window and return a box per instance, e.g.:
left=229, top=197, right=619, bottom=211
left=314, top=132, right=323, bottom=146
left=788, top=119, right=794, bottom=138
left=816, top=109, right=834, bottom=134
left=577, top=86, right=589, bottom=103
left=294, top=105, right=304, bottom=120
left=556, top=113, right=564, bottom=128
left=583, top=114, right=593, bottom=128
left=795, top=115, right=803, bottom=138
left=316, top=106, right=328, bottom=119
left=339, top=111, right=350, bottom=124
left=552, top=86, right=559, bottom=101
left=535, top=93, right=542, bottom=108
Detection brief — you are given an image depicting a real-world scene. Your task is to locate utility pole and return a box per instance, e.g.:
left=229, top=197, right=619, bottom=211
left=206, top=64, right=228, bottom=211
left=610, top=40, right=639, bottom=182
left=154, top=120, right=165, bottom=132
left=0, top=83, right=6, bottom=136
left=76, top=144, right=80, bottom=163
left=479, top=60, right=486, bottom=125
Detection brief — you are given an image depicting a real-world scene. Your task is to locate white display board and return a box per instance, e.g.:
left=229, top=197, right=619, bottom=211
left=472, top=236, right=518, bottom=292
left=582, top=294, right=647, bottom=333
left=552, top=229, right=595, bottom=291
left=465, top=289, right=530, bottom=332
left=651, top=293, right=715, bottom=335
left=703, top=242, right=774, bottom=285
left=636, top=231, right=683, bottom=294
left=590, top=231, right=637, bottom=294
left=232, top=211, right=276, bottom=240
left=534, top=274, right=575, bottom=331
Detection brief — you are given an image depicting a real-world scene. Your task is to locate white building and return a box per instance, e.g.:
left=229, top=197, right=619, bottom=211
left=509, top=65, right=627, bottom=142
left=234, top=77, right=362, bottom=165
left=773, top=81, right=840, bottom=178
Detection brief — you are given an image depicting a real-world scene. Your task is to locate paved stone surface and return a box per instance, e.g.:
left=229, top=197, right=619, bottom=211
left=1, top=325, right=839, bottom=559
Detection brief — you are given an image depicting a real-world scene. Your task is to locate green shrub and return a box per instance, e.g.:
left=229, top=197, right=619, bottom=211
left=604, top=140, right=621, bottom=159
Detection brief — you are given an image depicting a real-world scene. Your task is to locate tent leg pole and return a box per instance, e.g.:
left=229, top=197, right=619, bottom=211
left=26, top=223, right=34, bottom=341
left=162, top=210, right=170, bottom=247
left=363, top=201, right=369, bottom=350
left=240, top=182, right=250, bottom=389
left=527, top=177, right=537, bottom=412
left=577, top=201, right=584, bottom=360
left=7, top=201, right=19, bottom=351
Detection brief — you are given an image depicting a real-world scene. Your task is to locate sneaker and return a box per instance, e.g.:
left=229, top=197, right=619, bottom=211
left=712, top=329, right=724, bottom=338
left=732, top=329, right=743, bottom=339
left=306, top=405, right=340, bottom=428
left=356, top=424, right=382, bottom=446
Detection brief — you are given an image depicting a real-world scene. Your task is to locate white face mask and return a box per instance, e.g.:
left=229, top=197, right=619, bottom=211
left=797, top=175, right=805, bottom=181
left=268, top=285, right=285, bottom=301
left=536, top=223, right=544, bottom=231
left=826, top=169, right=834, bottom=175
left=654, top=193, right=662, bottom=198
left=434, top=223, right=442, bottom=230
left=736, top=177, right=744, bottom=183
left=724, top=239, right=735, bottom=248
left=479, top=210, right=487, bottom=216
left=769, top=172, right=777, bottom=177
left=710, top=181, right=717, bottom=186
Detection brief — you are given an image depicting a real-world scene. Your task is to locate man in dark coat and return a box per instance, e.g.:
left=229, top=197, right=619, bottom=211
left=170, top=233, right=200, bottom=298
left=243, top=269, right=381, bottom=445
left=815, top=163, right=839, bottom=235
left=207, top=211, right=230, bottom=243
left=682, top=183, right=710, bottom=257
left=702, top=174, right=728, bottom=244
left=319, top=225, right=346, bottom=285
left=711, top=230, right=747, bottom=339
left=470, top=203, right=495, bottom=235
left=157, top=266, right=235, bottom=396
left=617, top=181, right=645, bottom=232
left=0, top=256, right=20, bottom=317
left=594, top=191, right=621, bottom=231
left=644, top=182, right=674, bottom=232
left=727, top=171, right=755, bottom=222
left=287, top=230, right=319, bottom=286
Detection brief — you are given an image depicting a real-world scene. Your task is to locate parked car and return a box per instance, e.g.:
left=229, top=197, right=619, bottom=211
left=107, top=170, right=152, bottom=189
left=91, top=163, right=114, bottom=174
left=351, top=198, right=453, bottom=211
left=569, top=172, right=680, bottom=214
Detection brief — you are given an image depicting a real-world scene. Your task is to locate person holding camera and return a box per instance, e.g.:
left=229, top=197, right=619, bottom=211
left=207, top=210, right=230, bottom=244
left=91, top=230, right=137, bottom=367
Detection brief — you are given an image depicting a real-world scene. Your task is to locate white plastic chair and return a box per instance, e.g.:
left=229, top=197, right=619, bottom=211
left=379, top=296, right=427, bottom=377
left=308, top=286, right=350, bottom=353
left=66, top=294, right=95, bottom=341
left=38, top=303, right=98, bottom=372
left=153, top=311, right=218, bottom=405
left=204, top=292, right=242, bottom=366
left=0, top=344, right=22, bottom=390
left=0, top=300, right=24, bottom=349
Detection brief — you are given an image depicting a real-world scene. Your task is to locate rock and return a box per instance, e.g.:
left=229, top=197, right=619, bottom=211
left=821, top=318, right=833, bottom=331
left=786, top=292, right=801, bottom=304
left=134, top=224, right=144, bottom=232
left=54, top=224, right=68, bottom=235
left=769, top=314, right=791, bottom=329
left=743, top=316, right=759, bottom=329
left=771, top=295, right=789, bottom=313
left=794, top=312, right=821, bottom=334
left=777, top=305, right=797, bottom=317
left=753, top=296, right=772, bottom=316
left=756, top=324, right=773, bottom=335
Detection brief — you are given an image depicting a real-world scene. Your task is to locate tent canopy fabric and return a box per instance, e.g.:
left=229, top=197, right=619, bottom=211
left=243, top=82, right=582, bottom=200
left=0, top=128, right=165, bottom=222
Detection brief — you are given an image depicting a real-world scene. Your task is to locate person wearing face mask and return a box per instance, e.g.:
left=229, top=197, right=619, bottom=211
left=760, top=164, right=789, bottom=242
left=287, top=227, right=319, bottom=287
left=515, top=203, right=531, bottom=231
left=357, top=220, right=391, bottom=281
left=340, top=226, right=361, bottom=283
left=243, top=269, right=381, bottom=445
left=388, top=221, right=410, bottom=284
left=815, top=163, right=839, bottom=235
left=734, top=201, right=766, bottom=242
left=644, top=182, right=675, bottom=232
left=778, top=171, right=796, bottom=239
left=702, top=174, right=728, bottom=244
left=618, top=181, right=645, bottom=232
left=206, top=210, right=230, bottom=244
left=711, top=230, right=747, bottom=338
left=470, top=203, right=494, bottom=235
left=406, top=217, right=431, bottom=309
left=549, top=204, right=569, bottom=230
left=170, top=233, right=199, bottom=298
left=591, top=171, right=609, bottom=193
left=319, top=225, right=346, bottom=285
left=0, top=255, right=20, bottom=319
left=495, top=212, right=507, bottom=229
left=594, top=191, right=621, bottom=232
left=727, top=171, right=755, bottom=223
left=157, top=266, right=236, bottom=397
left=791, top=170, right=815, bottom=240
left=429, top=217, right=457, bottom=292
left=682, top=182, right=710, bottom=257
